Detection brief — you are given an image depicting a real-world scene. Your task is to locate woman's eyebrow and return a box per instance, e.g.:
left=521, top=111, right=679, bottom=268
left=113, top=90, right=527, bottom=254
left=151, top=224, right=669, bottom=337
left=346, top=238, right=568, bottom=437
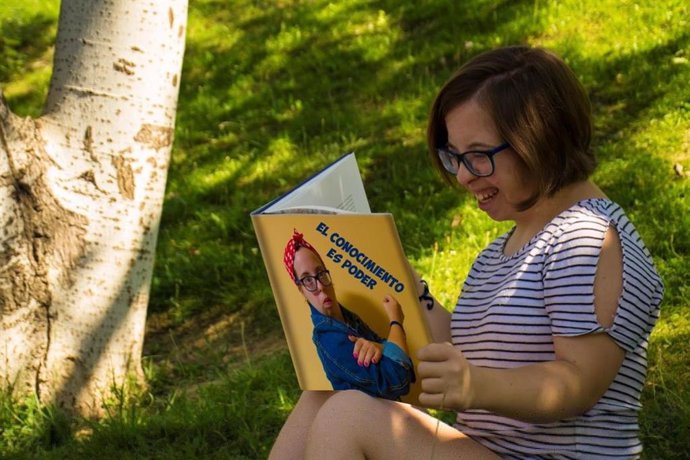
left=448, top=140, right=496, bottom=151
left=298, top=266, right=325, bottom=277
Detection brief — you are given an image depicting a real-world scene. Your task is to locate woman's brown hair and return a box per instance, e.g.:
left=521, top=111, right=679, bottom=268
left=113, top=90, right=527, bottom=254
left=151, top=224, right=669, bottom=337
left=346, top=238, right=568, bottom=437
left=427, top=46, right=595, bottom=210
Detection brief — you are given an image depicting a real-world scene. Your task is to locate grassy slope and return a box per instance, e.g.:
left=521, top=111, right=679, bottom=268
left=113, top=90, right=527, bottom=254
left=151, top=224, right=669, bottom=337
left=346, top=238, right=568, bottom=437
left=1, top=0, right=688, bottom=458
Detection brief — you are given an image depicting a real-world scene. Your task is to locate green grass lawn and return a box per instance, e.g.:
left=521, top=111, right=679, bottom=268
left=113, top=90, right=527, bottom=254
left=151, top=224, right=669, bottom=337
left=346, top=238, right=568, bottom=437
left=1, top=0, right=689, bottom=458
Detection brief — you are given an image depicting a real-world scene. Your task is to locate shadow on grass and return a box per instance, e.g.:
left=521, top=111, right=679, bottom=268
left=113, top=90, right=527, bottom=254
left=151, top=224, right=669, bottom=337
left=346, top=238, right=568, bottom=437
left=641, top=306, right=690, bottom=459
left=151, top=0, right=544, bottom=322
left=154, top=0, right=688, bottom=326
left=4, top=351, right=296, bottom=459
left=150, top=6, right=690, bottom=457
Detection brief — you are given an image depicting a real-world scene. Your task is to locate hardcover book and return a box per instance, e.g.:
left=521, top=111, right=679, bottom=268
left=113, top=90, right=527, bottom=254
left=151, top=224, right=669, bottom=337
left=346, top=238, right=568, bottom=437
left=251, top=153, right=432, bottom=404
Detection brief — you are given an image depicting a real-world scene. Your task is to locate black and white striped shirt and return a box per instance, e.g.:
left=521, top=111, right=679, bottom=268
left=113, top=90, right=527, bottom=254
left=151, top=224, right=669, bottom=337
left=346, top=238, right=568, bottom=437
left=451, top=198, right=664, bottom=459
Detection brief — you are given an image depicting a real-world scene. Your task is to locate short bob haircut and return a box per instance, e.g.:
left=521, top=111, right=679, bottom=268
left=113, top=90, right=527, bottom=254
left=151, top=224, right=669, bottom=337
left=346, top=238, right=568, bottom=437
left=427, top=45, right=596, bottom=210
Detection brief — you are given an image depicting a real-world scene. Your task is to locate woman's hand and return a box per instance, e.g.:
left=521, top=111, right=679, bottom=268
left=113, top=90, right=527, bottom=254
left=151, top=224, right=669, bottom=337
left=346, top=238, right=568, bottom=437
left=417, top=342, right=475, bottom=411
left=381, top=294, right=404, bottom=324
left=348, top=336, right=383, bottom=367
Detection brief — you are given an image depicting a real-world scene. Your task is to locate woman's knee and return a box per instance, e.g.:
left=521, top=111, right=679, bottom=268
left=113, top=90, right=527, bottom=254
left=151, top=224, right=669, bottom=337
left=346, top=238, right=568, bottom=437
left=297, top=389, right=334, bottom=408
left=319, top=390, right=372, bottom=416
left=309, top=390, right=374, bottom=433
left=305, top=391, right=376, bottom=456
left=306, top=391, right=435, bottom=458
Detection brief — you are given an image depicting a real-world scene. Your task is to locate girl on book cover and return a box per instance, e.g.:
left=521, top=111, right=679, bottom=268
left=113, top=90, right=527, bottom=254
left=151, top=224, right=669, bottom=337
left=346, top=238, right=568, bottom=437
left=270, top=46, right=663, bottom=460
left=283, top=229, right=415, bottom=401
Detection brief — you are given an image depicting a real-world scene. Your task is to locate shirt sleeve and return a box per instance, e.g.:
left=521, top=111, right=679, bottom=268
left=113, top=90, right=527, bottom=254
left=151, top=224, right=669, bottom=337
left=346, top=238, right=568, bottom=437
left=313, top=330, right=415, bottom=400
left=542, top=215, right=609, bottom=337
left=543, top=210, right=663, bottom=353
left=605, top=211, right=663, bottom=352
left=382, top=340, right=412, bottom=366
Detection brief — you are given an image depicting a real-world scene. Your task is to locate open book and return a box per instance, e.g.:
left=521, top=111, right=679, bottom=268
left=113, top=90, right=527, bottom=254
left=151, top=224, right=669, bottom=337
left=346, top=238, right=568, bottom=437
left=251, top=153, right=432, bottom=404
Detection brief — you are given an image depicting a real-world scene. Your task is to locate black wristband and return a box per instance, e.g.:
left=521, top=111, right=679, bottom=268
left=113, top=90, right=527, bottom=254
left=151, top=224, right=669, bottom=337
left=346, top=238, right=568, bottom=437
left=419, top=279, right=434, bottom=310
left=389, top=320, right=405, bottom=333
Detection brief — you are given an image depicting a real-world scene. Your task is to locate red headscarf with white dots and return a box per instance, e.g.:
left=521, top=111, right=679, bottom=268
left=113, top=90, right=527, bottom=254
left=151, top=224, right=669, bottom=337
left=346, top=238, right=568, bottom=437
left=283, top=229, right=319, bottom=284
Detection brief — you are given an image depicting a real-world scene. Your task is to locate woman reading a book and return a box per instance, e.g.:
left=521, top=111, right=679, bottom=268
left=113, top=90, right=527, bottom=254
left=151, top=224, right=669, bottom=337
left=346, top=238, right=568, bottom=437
left=269, top=45, right=663, bottom=460
left=283, top=229, right=415, bottom=401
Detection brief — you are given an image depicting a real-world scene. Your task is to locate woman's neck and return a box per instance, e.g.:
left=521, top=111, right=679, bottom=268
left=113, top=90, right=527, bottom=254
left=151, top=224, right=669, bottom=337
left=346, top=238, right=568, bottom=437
left=505, top=180, right=606, bottom=255
left=315, top=302, right=345, bottom=324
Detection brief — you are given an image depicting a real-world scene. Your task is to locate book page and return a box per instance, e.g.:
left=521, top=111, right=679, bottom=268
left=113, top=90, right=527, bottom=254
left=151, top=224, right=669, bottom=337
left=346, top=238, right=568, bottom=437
left=258, top=153, right=371, bottom=214
left=268, top=205, right=355, bottom=215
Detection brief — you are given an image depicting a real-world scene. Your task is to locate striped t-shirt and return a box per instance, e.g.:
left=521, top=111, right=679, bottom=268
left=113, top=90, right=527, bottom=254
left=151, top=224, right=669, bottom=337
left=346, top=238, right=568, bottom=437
left=451, top=198, right=664, bottom=459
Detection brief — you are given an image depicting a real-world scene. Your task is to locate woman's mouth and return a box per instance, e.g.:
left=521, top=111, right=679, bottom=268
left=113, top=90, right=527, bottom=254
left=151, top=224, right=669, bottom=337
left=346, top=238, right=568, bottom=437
left=476, top=189, right=498, bottom=203
left=475, top=188, right=498, bottom=211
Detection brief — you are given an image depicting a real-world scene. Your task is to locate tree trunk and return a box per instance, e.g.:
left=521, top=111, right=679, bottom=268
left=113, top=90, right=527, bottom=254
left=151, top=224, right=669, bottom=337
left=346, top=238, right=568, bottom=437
left=0, top=0, right=187, bottom=416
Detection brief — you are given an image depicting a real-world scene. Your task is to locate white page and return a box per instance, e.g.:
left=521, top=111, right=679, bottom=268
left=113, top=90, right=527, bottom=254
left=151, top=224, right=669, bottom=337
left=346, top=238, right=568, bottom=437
left=261, top=153, right=371, bottom=214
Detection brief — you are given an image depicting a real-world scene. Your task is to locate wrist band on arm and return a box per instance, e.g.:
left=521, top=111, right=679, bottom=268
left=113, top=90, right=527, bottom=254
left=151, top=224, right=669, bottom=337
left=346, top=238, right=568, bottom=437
left=389, top=320, right=405, bottom=333
left=419, top=279, right=434, bottom=310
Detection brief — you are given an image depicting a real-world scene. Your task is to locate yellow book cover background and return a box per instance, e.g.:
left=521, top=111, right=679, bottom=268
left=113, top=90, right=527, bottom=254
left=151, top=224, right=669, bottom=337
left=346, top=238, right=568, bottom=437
left=252, top=212, right=431, bottom=405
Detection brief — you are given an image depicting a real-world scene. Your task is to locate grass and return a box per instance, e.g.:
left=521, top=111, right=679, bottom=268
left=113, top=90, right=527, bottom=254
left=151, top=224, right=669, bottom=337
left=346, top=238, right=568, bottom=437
left=1, top=0, right=689, bottom=458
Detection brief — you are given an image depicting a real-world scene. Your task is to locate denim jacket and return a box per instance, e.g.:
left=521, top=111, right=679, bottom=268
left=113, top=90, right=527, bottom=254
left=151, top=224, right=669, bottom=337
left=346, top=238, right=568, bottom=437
left=310, top=304, right=415, bottom=400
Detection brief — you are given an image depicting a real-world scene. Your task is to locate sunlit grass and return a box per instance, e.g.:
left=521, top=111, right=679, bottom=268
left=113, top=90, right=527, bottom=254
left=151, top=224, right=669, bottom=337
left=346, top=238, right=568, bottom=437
left=538, top=0, right=689, bottom=57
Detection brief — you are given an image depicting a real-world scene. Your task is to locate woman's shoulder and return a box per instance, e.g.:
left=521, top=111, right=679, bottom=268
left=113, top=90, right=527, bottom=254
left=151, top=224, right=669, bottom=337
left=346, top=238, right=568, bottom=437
left=542, top=198, right=628, bottom=242
left=555, top=197, right=618, bottom=225
left=551, top=198, right=648, bottom=247
left=544, top=198, right=660, bottom=275
left=526, top=198, right=607, bottom=253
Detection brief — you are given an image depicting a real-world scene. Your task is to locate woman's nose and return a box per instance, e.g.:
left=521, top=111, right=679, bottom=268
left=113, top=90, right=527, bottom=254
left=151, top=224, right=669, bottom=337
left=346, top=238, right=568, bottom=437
left=455, top=162, right=475, bottom=186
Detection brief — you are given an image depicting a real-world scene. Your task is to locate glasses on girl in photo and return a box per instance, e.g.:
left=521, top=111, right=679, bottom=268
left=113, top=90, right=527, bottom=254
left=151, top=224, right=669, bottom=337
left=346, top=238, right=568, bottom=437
left=437, top=142, right=510, bottom=177
left=298, top=270, right=333, bottom=292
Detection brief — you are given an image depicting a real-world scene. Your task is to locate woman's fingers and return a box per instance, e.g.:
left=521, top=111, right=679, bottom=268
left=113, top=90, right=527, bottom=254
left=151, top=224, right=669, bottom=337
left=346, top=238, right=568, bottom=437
left=417, top=342, right=455, bottom=362
left=418, top=391, right=448, bottom=409
left=350, top=337, right=383, bottom=366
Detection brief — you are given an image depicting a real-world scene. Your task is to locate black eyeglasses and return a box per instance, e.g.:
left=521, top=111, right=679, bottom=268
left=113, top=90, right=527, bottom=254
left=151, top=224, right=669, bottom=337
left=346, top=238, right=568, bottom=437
left=437, top=142, right=510, bottom=177
left=298, top=270, right=332, bottom=292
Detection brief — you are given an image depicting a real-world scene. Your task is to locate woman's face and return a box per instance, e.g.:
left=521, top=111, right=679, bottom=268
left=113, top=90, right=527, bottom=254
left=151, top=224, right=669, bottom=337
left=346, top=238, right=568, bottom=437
left=445, top=98, right=535, bottom=223
left=293, top=247, right=338, bottom=316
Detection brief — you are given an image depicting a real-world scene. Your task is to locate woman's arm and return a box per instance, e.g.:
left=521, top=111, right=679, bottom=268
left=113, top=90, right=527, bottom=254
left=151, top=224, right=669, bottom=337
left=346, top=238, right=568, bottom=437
left=348, top=294, right=408, bottom=366
left=409, top=267, right=452, bottom=343
left=380, top=294, right=409, bottom=354
left=418, top=227, right=626, bottom=422
left=315, top=330, right=415, bottom=400
left=419, top=332, right=624, bottom=422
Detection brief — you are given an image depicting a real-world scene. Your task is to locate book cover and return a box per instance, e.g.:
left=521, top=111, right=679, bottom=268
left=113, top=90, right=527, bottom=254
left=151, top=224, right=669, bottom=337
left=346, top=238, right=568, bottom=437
left=251, top=153, right=432, bottom=404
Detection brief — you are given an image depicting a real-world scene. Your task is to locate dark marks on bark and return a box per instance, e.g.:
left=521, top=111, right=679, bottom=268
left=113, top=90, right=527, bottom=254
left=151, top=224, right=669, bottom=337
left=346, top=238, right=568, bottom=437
left=83, top=125, right=95, bottom=161
left=1, top=104, right=88, bottom=399
left=134, top=124, right=172, bottom=150
left=112, top=153, right=134, bottom=200
left=113, top=58, right=136, bottom=76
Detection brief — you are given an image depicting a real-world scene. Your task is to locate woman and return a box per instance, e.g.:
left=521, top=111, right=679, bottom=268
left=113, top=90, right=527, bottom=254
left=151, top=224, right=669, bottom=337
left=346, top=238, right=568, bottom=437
left=270, top=46, right=663, bottom=459
left=283, top=229, right=415, bottom=400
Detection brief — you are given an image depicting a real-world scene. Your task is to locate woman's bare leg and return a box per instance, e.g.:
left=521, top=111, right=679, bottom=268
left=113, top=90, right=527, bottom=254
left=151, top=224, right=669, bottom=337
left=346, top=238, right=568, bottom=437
left=269, top=390, right=334, bottom=460
left=304, top=390, right=499, bottom=460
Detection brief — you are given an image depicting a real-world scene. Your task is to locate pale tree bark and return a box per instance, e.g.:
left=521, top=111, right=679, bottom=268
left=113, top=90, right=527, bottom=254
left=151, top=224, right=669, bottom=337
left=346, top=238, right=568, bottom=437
left=0, top=0, right=187, bottom=416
